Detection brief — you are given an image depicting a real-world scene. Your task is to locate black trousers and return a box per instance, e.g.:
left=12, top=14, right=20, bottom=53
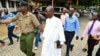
left=64, top=31, right=75, bottom=56
left=96, top=47, right=100, bottom=56
left=88, top=35, right=97, bottom=56
left=8, top=26, right=19, bottom=44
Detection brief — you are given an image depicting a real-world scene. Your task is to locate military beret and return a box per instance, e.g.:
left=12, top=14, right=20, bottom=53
left=19, top=1, right=28, bottom=7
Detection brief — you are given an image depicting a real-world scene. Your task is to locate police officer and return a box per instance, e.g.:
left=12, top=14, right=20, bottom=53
left=0, top=1, right=43, bottom=56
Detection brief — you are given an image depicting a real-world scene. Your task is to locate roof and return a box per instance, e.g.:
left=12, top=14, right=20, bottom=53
left=33, top=0, right=67, bottom=3
left=10, top=0, right=21, bottom=1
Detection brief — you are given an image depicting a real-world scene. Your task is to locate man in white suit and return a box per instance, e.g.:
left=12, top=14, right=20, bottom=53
left=41, top=6, right=65, bottom=56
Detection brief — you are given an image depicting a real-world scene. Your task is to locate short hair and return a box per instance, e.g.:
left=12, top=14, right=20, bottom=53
left=92, top=12, right=98, bottom=16
left=69, top=8, right=74, bottom=11
left=46, top=6, right=54, bottom=11
left=63, top=8, right=68, bottom=12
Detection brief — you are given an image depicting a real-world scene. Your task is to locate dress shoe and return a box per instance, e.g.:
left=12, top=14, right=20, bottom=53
left=64, top=42, right=67, bottom=45
left=70, top=45, right=74, bottom=51
left=32, top=52, right=35, bottom=56
left=65, top=54, right=69, bottom=56
left=17, top=38, right=19, bottom=42
left=82, top=48, right=87, bottom=52
left=39, top=39, right=42, bottom=42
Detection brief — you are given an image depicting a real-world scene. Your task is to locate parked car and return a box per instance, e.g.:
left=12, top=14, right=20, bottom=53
left=77, top=9, right=84, bottom=17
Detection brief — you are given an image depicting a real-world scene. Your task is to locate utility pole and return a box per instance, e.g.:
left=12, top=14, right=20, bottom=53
left=76, top=0, right=78, bottom=8
left=52, top=0, right=54, bottom=7
left=66, top=0, right=71, bottom=9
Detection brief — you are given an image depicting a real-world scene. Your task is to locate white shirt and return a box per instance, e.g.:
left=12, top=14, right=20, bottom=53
left=60, top=13, right=69, bottom=25
left=41, top=16, right=65, bottom=56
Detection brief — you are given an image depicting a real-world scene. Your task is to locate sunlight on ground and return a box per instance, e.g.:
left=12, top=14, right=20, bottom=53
left=0, top=24, right=7, bottom=38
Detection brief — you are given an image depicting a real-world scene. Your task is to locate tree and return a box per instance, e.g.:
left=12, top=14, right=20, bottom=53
left=72, top=0, right=95, bottom=6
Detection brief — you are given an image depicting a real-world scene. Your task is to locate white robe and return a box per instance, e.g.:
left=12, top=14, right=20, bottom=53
left=41, top=16, right=65, bottom=56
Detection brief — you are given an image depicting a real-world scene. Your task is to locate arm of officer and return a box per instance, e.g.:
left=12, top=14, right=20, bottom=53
left=0, top=14, right=19, bottom=24
left=0, top=19, right=12, bottom=24
left=38, top=25, right=43, bottom=33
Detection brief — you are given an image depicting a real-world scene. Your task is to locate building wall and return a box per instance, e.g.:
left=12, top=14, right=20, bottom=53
left=0, top=0, right=20, bottom=12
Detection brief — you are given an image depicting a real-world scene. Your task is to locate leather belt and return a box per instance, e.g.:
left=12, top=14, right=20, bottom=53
left=22, top=32, right=34, bottom=35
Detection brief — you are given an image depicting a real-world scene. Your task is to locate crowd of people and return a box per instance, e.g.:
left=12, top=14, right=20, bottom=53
left=0, top=1, right=100, bottom=56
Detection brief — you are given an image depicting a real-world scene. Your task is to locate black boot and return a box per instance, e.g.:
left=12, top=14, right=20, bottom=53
left=32, top=52, right=35, bottom=56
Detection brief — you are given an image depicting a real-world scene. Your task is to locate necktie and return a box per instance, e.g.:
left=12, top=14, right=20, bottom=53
left=88, top=21, right=95, bottom=34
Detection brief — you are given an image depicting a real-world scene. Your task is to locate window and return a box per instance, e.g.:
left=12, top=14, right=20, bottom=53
left=8, top=0, right=11, bottom=8
left=16, top=2, right=19, bottom=7
left=1, top=0, right=6, bottom=8
left=11, top=1, right=14, bottom=8
left=8, top=1, right=15, bottom=8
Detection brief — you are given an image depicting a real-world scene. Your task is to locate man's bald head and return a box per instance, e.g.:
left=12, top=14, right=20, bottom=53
left=45, top=6, right=54, bottom=18
left=92, top=12, right=99, bottom=20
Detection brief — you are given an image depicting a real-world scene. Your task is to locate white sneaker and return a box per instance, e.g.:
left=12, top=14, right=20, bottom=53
left=34, top=47, right=38, bottom=50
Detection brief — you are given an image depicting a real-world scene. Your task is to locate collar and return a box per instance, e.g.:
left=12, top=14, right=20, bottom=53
left=48, top=16, right=55, bottom=19
left=20, top=12, right=30, bottom=17
left=69, top=15, right=76, bottom=18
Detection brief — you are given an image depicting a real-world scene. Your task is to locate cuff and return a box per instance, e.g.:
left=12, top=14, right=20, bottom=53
left=60, top=41, right=64, bottom=45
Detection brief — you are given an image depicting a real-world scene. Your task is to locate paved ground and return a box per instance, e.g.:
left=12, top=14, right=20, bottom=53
left=0, top=14, right=99, bottom=56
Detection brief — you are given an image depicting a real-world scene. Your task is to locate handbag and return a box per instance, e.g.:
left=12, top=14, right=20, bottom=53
left=54, top=35, right=62, bottom=48
left=54, top=40, right=62, bottom=49
left=56, top=40, right=61, bottom=48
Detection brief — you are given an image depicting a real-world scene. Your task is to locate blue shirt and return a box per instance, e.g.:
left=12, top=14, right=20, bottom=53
left=0, top=16, right=5, bottom=20
left=0, top=13, right=5, bottom=20
left=64, top=15, right=80, bottom=36
left=3, top=13, right=15, bottom=27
